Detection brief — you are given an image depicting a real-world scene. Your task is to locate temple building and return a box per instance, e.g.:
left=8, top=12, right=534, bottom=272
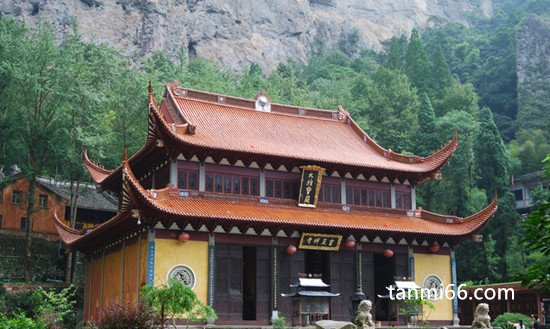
left=55, top=82, right=497, bottom=326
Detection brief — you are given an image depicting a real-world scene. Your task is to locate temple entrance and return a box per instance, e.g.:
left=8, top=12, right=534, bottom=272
left=243, top=246, right=257, bottom=320
left=373, top=253, right=395, bottom=321
left=214, top=244, right=271, bottom=323
left=305, top=250, right=330, bottom=281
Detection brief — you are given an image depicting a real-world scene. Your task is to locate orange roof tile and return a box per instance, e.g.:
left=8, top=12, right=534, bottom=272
left=164, top=84, right=457, bottom=174
left=83, top=83, right=458, bottom=188
left=59, top=161, right=497, bottom=251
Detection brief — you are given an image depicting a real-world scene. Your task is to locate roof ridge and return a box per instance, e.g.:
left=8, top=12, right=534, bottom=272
left=420, top=193, right=498, bottom=224
left=167, top=83, right=340, bottom=121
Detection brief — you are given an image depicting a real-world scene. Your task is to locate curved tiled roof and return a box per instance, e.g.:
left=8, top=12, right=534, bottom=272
left=83, top=83, right=458, bottom=188
left=163, top=84, right=458, bottom=173
left=83, top=150, right=113, bottom=184
left=59, top=161, right=497, bottom=251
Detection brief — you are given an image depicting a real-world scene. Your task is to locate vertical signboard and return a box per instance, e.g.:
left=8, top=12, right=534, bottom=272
left=298, top=165, right=325, bottom=208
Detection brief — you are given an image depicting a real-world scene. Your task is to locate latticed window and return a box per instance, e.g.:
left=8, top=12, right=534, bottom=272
left=20, top=217, right=27, bottom=230
left=266, top=179, right=299, bottom=199
left=346, top=187, right=390, bottom=208
left=396, top=192, right=411, bottom=209
left=205, top=173, right=259, bottom=196
left=318, top=183, right=341, bottom=203
left=39, top=194, right=48, bottom=208
left=177, top=170, right=199, bottom=190
left=12, top=190, right=22, bottom=204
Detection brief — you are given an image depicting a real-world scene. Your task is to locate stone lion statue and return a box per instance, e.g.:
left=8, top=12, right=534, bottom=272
left=355, top=300, right=375, bottom=329
left=472, top=303, right=492, bottom=329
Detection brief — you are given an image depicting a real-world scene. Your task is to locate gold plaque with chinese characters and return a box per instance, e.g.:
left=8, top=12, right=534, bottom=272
left=299, top=233, right=343, bottom=251
left=298, top=165, right=325, bottom=208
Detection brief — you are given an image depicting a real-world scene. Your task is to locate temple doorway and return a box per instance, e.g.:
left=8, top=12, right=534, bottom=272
left=373, top=253, right=395, bottom=321
left=243, top=246, right=257, bottom=320
left=305, top=250, right=330, bottom=281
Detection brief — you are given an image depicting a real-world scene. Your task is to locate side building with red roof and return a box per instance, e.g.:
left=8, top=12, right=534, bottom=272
left=55, top=82, right=497, bottom=326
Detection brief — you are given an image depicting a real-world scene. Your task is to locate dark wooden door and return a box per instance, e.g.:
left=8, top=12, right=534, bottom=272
left=278, top=248, right=304, bottom=320
left=395, top=253, right=408, bottom=278
left=214, top=244, right=243, bottom=321
left=361, top=252, right=375, bottom=301
left=256, top=246, right=271, bottom=321
left=330, top=251, right=356, bottom=321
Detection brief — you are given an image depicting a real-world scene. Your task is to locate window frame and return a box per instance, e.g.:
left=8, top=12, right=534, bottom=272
left=204, top=164, right=260, bottom=197
left=38, top=194, right=48, bottom=209
left=12, top=190, right=22, bottom=205
left=345, top=180, right=392, bottom=208
left=177, top=169, right=199, bottom=191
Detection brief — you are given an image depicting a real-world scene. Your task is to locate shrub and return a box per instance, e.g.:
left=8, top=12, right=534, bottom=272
left=0, top=312, right=46, bottom=329
left=141, top=279, right=217, bottom=328
left=96, top=301, right=160, bottom=329
left=272, top=316, right=290, bottom=329
left=492, top=313, right=533, bottom=328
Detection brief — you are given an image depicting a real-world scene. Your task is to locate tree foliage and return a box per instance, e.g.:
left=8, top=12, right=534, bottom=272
left=0, top=6, right=543, bottom=286
left=519, top=155, right=550, bottom=291
left=141, top=279, right=216, bottom=329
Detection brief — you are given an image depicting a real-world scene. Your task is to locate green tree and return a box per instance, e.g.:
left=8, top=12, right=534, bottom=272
left=474, top=107, right=510, bottom=196
left=430, top=46, right=452, bottom=97
left=415, top=92, right=438, bottom=157
left=384, top=36, right=407, bottom=70
left=519, top=154, right=550, bottom=291
left=359, top=67, right=419, bottom=152
left=405, top=29, right=430, bottom=93
left=3, top=23, right=68, bottom=281
left=141, top=279, right=216, bottom=329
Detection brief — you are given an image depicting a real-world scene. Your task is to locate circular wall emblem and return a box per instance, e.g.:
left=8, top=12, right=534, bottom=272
left=422, top=274, right=443, bottom=300
left=167, top=264, right=196, bottom=289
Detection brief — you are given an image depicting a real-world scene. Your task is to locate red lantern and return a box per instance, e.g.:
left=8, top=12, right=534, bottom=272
left=430, top=245, right=440, bottom=253
left=345, top=240, right=356, bottom=248
left=384, top=249, right=394, bottom=258
left=178, top=232, right=190, bottom=241
left=287, top=245, right=297, bottom=255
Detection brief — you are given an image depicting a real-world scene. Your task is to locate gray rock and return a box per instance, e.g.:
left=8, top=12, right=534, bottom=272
left=316, top=320, right=357, bottom=329
left=0, top=0, right=494, bottom=72
left=516, top=14, right=550, bottom=134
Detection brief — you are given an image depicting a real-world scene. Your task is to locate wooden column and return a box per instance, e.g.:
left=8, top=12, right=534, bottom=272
left=451, top=248, right=460, bottom=325
left=411, top=185, right=417, bottom=210
left=271, top=237, right=279, bottom=321
left=390, top=184, right=396, bottom=209
left=136, top=233, right=142, bottom=305
left=341, top=178, right=347, bottom=204
left=199, top=162, right=206, bottom=192
left=120, top=240, right=126, bottom=303
left=408, top=246, right=415, bottom=280
left=99, top=249, right=106, bottom=321
left=146, top=229, right=156, bottom=286
left=170, top=160, right=178, bottom=187
left=354, top=243, right=366, bottom=301
left=207, top=233, right=216, bottom=307
left=260, top=168, right=266, bottom=197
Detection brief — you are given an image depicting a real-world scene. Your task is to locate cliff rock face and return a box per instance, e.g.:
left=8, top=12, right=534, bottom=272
left=1, top=0, right=493, bottom=72
left=516, top=14, right=550, bottom=134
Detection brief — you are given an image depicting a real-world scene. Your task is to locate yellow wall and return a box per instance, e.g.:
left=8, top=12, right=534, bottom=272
left=414, top=253, right=453, bottom=321
left=154, top=239, right=209, bottom=303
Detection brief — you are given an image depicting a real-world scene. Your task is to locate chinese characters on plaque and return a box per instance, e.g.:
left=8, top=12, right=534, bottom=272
left=298, top=165, right=325, bottom=208
left=299, top=233, right=343, bottom=251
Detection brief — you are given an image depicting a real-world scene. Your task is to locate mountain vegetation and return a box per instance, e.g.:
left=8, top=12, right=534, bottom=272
left=0, top=0, right=549, bottom=285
